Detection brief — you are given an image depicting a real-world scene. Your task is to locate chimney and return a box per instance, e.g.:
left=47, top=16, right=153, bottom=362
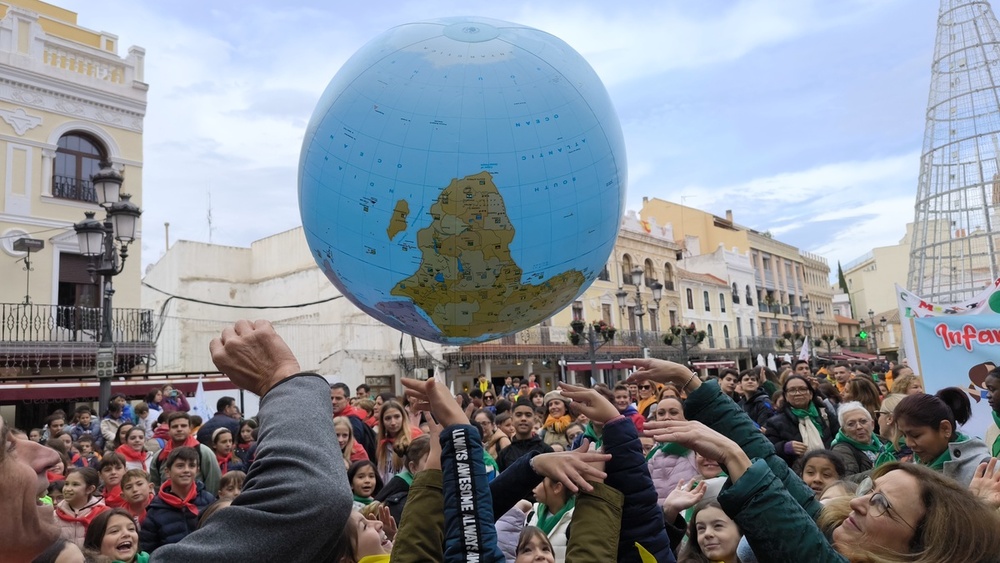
left=725, top=210, right=733, bottom=222
left=642, top=196, right=648, bottom=204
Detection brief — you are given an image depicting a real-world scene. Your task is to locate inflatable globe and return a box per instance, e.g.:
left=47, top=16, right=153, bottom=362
left=299, top=16, right=626, bottom=345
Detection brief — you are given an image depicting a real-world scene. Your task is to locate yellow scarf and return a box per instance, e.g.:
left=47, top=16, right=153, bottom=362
left=543, top=414, right=572, bottom=433
left=358, top=555, right=391, bottom=563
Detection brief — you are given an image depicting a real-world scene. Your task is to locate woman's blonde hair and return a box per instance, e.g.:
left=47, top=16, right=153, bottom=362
left=333, top=416, right=357, bottom=465
left=375, top=401, right=414, bottom=477
left=890, top=374, right=922, bottom=395
left=820, top=462, right=1000, bottom=562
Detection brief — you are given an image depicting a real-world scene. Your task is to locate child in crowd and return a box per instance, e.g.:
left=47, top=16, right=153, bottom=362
left=46, top=480, right=65, bottom=505
left=72, top=435, right=101, bottom=468
left=43, top=412, right=67, bottom=444
left=69, top=405, right=105, bottom=451
left=234, top=419, right=257, bottom=468
left=47, top=443, right=70, bottom=483
left=82, top=508, right=149, bottom=563
left=118, top=426, right=154, bottom=472
left=99, top=452, right=128, bottom=508
left=140, top=447, right=216, bottom=553
left=496, top=412, right=515, bottom=440
left=525, top=477, right=576, bottom=560
left=134, top=401, right=154, bottom=439
left=217, top=470, right=245, bottom=501
left=375, top=400, right=422, bottom=482
left=54, top=467, right=109, bottom=546
left=374, top=434, right=430, bottom=523
left=678, top=500, right=742, bottom=563
left=356, top=398, right=378, bottom=428
left=121, top=469, right=154, bottom=524
left=336, top=416, right=369, bottom=466
left=348, top=459, right=383, bottom=511
left=210, top=428, right=245, bottom=475
left=50, top=431, right=73, bottom=451
left=29, top=427, right=43, bottom=442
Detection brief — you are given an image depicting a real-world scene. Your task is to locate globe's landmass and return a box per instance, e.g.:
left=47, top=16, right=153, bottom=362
left=391, top=171, right=586, bottom=338
left=298, top=16, right=627, bottom=344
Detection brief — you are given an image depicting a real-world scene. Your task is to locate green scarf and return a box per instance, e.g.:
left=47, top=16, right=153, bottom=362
left=397, top=470, right=414, bottom=487
left=535, top=495, right=576, bottom=535
left=582, top=422, right=603, bottom=450
left=874, top=435, right=906, bottom=468
left=915, top=432, right=970, bottom=471
left=645, top=442, right=690, bottom=461
left=993, top=412, right=1000, bottom=457
left=484, top=449, right=500, bottom=478
left=790, top=402, right=823, bottom=435
left=353, top=494, right=373, bottom=506
left=830, top=429, right=883, bottom=453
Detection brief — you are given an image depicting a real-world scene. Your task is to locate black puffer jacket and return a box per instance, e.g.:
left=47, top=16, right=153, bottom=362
left=764, top=403, right=839, bottom=466
left=140, top=482, right=215, bottom=552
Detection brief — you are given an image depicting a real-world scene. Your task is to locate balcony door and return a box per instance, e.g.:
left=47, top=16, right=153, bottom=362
left=57, top=253, right=99, bottom=331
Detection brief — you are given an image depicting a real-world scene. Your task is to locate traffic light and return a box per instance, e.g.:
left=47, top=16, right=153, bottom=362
left=857, top=330, right=869, bottom=340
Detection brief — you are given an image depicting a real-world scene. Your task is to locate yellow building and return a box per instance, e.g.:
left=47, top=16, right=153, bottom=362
left=0, top=1, right=148, bottom=421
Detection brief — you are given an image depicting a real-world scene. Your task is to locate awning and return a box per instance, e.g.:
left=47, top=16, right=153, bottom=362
left=564, top=361, right=632, bottom=372
left=692, top=360, right=737, bottom=369
left=840, top=351, right=880, bottom=361
left=0, top=374, right=234, bottom=402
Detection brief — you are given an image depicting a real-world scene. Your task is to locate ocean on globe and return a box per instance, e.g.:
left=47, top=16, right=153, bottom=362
left=298, top=16, right=627, bottom=345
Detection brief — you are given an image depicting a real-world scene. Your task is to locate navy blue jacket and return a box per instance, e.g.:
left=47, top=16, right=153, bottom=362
left=440, top=424, right=505, bottom=563
left=140, top=482, right=216, bottom=552
left=603, top=415, right=676, bottom=563
left=495, top=435, right=552, bottom=472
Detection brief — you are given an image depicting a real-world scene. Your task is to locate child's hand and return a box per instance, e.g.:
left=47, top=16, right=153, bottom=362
left=662, top=478, right=707, bottom=522
left=401, top=378, right=469, bottom=427
left=378, top=504, right=397, bottom=541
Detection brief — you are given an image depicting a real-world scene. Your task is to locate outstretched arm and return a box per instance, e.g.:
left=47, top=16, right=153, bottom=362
left=152, top=320, right=351, bottom=563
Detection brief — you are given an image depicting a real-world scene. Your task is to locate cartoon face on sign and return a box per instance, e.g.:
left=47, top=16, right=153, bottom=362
left=967, top=362, right=995, bottom=403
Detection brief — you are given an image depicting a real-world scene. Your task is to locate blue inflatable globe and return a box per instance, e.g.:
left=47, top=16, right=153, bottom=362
left=299, top=16, right=626, bottom=345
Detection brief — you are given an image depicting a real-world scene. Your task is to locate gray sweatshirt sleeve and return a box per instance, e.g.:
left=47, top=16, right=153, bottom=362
left=151, top=374, right=351, bottom=563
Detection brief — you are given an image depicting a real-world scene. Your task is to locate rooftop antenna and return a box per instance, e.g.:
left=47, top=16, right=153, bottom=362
left=207, top=190, right=215, bottom=243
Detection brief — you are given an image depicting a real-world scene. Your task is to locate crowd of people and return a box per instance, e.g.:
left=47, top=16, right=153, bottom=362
left=5, top=319, right=1000, bottom=562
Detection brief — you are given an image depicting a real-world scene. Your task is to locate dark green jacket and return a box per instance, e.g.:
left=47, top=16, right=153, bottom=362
left=685, top=380, right=848, bottom=563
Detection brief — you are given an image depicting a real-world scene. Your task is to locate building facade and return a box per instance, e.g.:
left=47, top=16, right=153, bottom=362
left=0, top=0, right=148, bottom=425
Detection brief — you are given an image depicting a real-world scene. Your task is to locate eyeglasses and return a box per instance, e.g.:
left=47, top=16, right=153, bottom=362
left=785, top=388, right=811, bottom=395
left=844, top=419, right=873, bottom=430
left=639, top=385, right=652, bottom=390
left=856, top=477, right=916, bottom=530
left=484, top=396, right=494, bottom=400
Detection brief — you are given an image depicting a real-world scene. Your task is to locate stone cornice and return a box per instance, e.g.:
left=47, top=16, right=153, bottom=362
left=0, top=67, right=145, bottom=132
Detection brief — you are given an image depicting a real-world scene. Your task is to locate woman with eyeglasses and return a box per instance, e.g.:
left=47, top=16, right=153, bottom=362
left=481, top=391, right=497, bottom=414
left=472, top=408, right=511, bottom=459
left=627, top=357, right=1000, bottom=563
left=763, top=375, right=839, bottom=466
left=830, top=402, right=881, bottom=476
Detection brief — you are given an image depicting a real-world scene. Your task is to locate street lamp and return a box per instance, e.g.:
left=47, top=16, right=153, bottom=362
left=867, top=309, right=887, bottom=358
left=73, top=162, right=142, bottom=415
left=617, top=267, right=662, bottom=352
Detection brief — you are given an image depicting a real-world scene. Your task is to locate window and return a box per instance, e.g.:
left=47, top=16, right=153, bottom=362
left=598, top=264, right=611, bottom=281
left=664, top=263, right=674, bottom=290
left=57, top=253, right=100, bottom=330
left=723, top=325, right=730, bottom=348
left=736, top=318, right=743, bottom=339
left=602, top=303, right=612, bottom=324
left=703, top=291, right=711, bottom=311
left=732, top=283, right=740, bottom=304
left=621, top=254, right=633, bottom=284
left=745, top=285, right=753, bottom=306
left=707, top=325, right=715, bottom=348
left=669, top=310, right=677, bottom=327
left=719, top=293, right=726, bottom=313
left=53, top=132, right=106, bottom=203
left=572, top=301, right=584, bottom=321
left=686, top=289, right=694, bottom=309
left=644, top=259, right=655, bottom=287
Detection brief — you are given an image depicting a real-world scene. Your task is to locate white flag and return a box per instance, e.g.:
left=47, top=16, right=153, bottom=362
left=190, top=375, right=210, bottom=419
left=799, top=339, right=810, bottom=362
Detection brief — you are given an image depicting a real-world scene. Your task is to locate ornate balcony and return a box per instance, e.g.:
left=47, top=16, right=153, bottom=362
left=0, top=302, right=156, bottom=366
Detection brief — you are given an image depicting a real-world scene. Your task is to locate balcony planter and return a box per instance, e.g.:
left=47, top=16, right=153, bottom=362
left=782, top=331, right=793, bottom=341
left=570, top=320, right=586, bottom=334
left=835, top=337, right=846, bottom=347
left=776, top=338, right=787, bottom=349
left=569, top=332, right=582, bottom=345
left=663, top=334, right=675, bottom=345
left=603, top=328, right=616, bottom=342
left=670, top=325, right=682, bottom=336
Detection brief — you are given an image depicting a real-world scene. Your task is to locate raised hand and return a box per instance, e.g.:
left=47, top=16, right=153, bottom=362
left=529, top=443, right=612, bottom=493
left=644, top=419, right=751, bottom=480
left=662, top=478, right=707, bottom=522
left=209, top=319, right=302, bottom=397
left=401, top=378, right=469, bottom=428
left=970, top=457, right=1000, bottom=508
left=557, top=383, right=619, bottom=425
left=621, top=358, right=699, bottom=391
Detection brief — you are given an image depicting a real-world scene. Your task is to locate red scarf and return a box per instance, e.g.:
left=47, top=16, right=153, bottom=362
left=70, top=453, right=89, bottom=468
left=103, top=485, right=127, bottom=508
left=116, top=444, right=149, bottom=471
left=216, top=452, right=232, bottom=475
left=46, top=470, right=65, bottom=483
left=127, top=493, right=154, bottom=524
left=55, top=498, right=109, bottom=527
left=157, top=435, right=199, bottom=461
left=158, top=480, right=200, bottom=516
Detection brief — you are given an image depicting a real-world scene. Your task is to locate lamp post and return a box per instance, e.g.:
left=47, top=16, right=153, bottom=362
left=867, top=309, right=886, bottom=358
left=616, top=267, right=662, bottom=354
left=73, top=163, right=141, bottom=414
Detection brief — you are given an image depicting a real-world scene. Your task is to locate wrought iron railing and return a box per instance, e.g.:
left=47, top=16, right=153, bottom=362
left=0, top=303, right=156, bottom=344
left=52, top=175, right=97, bottom=203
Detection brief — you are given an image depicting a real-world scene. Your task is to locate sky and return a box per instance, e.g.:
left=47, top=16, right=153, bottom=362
left=55, top=0, right=942, bottom=276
